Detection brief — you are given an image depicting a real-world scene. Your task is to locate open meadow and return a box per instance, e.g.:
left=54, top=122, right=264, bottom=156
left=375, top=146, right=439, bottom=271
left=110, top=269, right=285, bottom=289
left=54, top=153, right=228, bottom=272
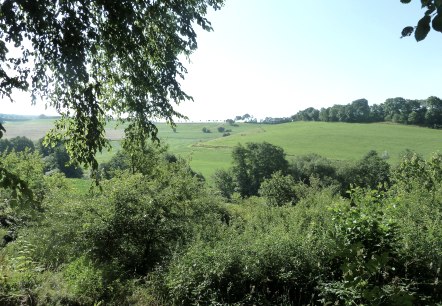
left=3, top=119, right=442, bottom=180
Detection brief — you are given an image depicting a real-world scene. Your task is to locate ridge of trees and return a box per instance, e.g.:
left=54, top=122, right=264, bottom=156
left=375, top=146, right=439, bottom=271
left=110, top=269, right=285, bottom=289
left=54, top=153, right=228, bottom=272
left=292, top=96, right=442, bottom=128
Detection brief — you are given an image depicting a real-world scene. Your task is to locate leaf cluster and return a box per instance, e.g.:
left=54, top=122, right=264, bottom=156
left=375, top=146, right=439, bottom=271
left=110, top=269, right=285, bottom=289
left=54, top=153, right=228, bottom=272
left=400, top=0, right=442, bottom=41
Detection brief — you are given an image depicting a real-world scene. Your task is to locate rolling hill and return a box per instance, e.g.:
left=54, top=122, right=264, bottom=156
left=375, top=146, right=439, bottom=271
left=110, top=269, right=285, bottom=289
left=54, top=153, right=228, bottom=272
left=3, top=119, right=442, bottom=180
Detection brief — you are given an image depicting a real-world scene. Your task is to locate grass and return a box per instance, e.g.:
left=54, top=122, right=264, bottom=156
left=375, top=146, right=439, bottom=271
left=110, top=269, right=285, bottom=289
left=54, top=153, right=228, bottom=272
left=200, top=121, right=442, bottom=161
left=4, top=119, right=442, bottom=180
left=169, top=121, right=442, bottom=179
left=1, top=119, right=56, bottom=140
left=65, top=178, right=95, bottom=196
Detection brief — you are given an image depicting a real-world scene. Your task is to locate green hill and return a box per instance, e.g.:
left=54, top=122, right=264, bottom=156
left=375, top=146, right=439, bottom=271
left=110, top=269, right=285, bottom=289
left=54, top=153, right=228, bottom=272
left=4, top=119, right=442, bottom=180
left=180, top=121, right=442, bottom=179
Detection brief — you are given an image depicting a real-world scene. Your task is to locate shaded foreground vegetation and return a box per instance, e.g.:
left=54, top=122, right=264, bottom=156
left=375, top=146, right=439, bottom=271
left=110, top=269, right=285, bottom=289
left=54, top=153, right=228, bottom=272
left=1, top=138, right=442, bottom=305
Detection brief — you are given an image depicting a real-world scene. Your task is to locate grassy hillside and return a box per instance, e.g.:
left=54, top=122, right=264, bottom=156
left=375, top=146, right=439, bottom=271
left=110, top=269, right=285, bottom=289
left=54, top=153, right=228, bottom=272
left=1, top=119, right=56, bottom=140
left=198, top=121, right=442, bottom=162
left=3, top=119, right=442, bottom=180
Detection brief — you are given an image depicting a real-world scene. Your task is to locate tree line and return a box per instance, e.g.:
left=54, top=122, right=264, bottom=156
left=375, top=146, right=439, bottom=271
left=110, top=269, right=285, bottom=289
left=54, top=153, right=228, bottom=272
left=292, top=96, right=442, bottom=128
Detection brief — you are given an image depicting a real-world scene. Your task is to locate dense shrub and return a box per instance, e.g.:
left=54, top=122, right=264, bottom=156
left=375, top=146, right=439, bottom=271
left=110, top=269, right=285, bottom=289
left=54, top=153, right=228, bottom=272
left=98, top=150, right=131, bottom=179
left=320, top=188, right=411, bottom=304
left=160, top=190, right=340, bottom=305
left=392, top=151, right=442, bottom=192
left=352, top=150, right=390, bottom=190
left=231, top=142, right=288, bottom=197
left=387, top=182, right=442, bottom=302
left=0, top=150, right=46, bottom=240
left=259, top=170, right=298, bottom=206
left=289, top=153, right=338, bottom=187
left=37, top=138, right=83, bottom=178
left=3, top=143, right=442, bottom=305
left=0, top=136, right=34, bottom=154
left=212, top=169, right=235, bottom=200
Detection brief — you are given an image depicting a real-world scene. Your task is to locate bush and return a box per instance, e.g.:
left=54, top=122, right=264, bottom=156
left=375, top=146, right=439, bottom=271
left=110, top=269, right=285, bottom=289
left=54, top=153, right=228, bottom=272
left=202, top=127, right=211, bottom=133
left=352, top=150, right=390, bottom=190
left=83, top=160, right=225, bottom=276
left=63, top=256, right=104, bottom=303
left=36, top=138, right=83, bottom=178
left=320, top=188, right=411, bottom=305
left=231, top=142, right=288, bottom=197
left=259, top=170, right=297, bottom=206
left=98, top=150, right=131, bottom=179
left=217, top=126, right=225, bottom=133
left=0, top=139, right=11, bottom=154
left=212, top=169, right=235, bottom=200
left=160, top=192, right=338, bottom=305
left=289, top=153, right=338, bottom=187
left=1, top=136, right=35, bottom=154
left=387, top=181, right=442, bottom=302
left=3, top=158, right=227, bottom=304
left=0, top=149, right=46, bottom=237
left=225, top=119, right=235, bottom=125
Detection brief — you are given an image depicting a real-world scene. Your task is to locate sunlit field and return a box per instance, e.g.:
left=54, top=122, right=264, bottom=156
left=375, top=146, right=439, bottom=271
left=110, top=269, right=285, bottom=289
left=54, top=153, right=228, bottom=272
left=4, top=119, right=442, bottom=180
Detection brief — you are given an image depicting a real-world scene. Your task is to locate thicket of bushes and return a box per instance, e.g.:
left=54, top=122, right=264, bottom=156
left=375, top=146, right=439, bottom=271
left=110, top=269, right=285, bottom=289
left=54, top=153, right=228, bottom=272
left=1, top=141, right=442, bottom=305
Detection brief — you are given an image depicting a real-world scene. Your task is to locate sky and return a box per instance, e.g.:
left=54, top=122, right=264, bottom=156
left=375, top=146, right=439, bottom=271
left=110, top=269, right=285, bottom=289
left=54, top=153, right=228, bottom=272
left=2, top=0, right=442, bottom=121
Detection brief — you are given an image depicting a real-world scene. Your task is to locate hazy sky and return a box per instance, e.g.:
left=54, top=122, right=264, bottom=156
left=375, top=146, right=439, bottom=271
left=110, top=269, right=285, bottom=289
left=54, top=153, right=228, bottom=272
left=2, top=1, right=442, bottom=120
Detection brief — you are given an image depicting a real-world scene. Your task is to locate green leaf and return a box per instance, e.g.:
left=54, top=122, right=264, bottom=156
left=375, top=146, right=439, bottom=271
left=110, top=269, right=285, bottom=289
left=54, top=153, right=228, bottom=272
left=432, top=13, right=442, bottom=32
left=415, top=15, right=431, bottom=41
left=401, top=0, right=412, bottom=3
left=401, top=26, right=415, bottom=38
left=0, top=123, right=5, bottom=139
left=421, top=0, right=430, bottom=7
left=425, top=7, right=436, bottom=15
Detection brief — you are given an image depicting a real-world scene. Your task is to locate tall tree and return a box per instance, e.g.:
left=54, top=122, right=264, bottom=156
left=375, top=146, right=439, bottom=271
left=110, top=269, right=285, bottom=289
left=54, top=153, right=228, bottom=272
left=349, top=99, right=370, bottom=123
left=424, top=96, right=442, bottom=127
left=231, top=142, right=288, bottom=197
left=319, top=107, right=330, bottom=122
left=0, top=0, right=224, bottom=171
left=383, top=97, right=407, bottom=122
left=369, top=104, right=385, bottom=122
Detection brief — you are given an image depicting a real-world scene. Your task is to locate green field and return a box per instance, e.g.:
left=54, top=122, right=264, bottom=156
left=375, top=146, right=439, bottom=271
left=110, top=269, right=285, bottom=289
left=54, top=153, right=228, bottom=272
left=3, top=119, right=442, bottom=179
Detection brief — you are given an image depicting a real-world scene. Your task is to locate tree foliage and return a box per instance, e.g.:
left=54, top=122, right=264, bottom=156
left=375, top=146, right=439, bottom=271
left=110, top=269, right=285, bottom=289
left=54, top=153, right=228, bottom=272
left=0, top=136, right=34, bottom=154
left=293, top=96, right=442, bottom=128
left=212, top=168, right=235, bottom=200
left=231, top=142, right=288, bottom=197
left=400, top=0, right=442, bottom=41
left=352, top=150, right=390, bottom=190
left=37, top=138, right=83, bottom=178
left=259, top=170, right=297, bottom=206
left=1, top=0, right=224, bottom=171
left=0, top=136, right=36, bottom=207
left=289, top=153, right=338, bottom=187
